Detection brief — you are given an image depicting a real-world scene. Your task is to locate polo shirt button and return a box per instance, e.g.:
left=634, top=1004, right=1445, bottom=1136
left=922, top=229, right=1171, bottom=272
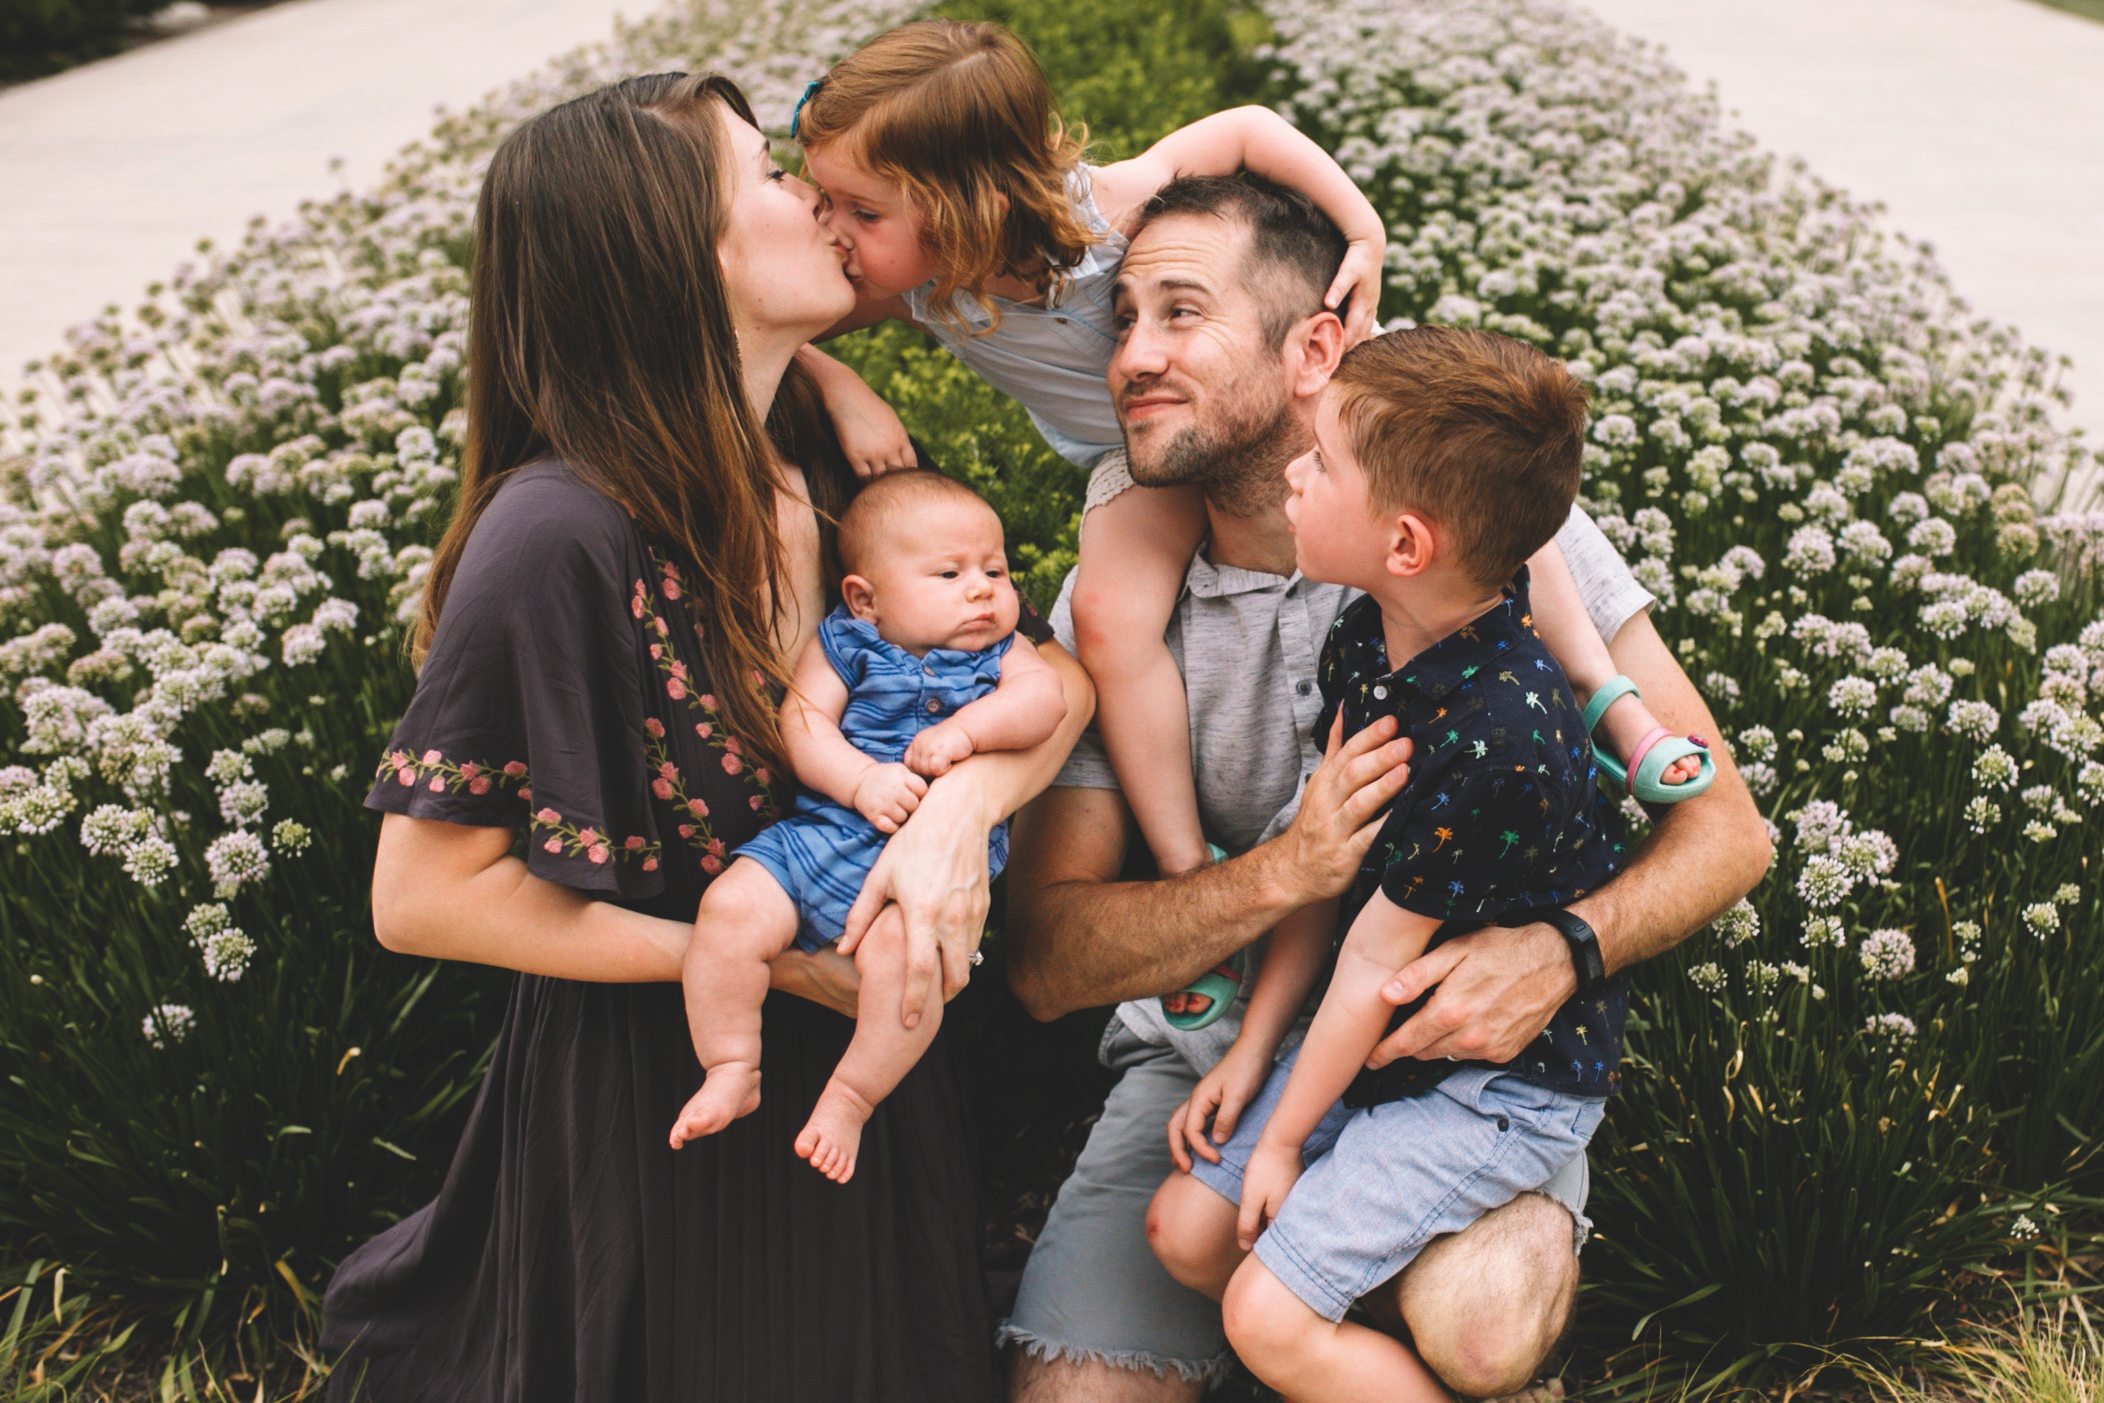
left=1295, top=679, right=1313, bottom=697
left=1373, top=685, right=1388, bottom=700
left=925, top=698, right=942, bottom=714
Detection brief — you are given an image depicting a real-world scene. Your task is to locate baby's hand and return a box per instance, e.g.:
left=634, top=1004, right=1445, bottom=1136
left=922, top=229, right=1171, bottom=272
left=831, top=382, right=918, bottom=479
left=1328, top=236, right=1386, bottom=346
left=852, top=762, right=927, bottom=833
left=1166, top=1040, right=1271, bottom=1172
left=903, top=721, right=976, bottom=778
left=1237, top=1139, right=1304, bottom=1251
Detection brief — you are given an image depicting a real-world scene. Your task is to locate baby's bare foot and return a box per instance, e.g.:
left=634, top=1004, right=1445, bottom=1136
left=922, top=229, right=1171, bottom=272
left=795, top=1077, right=877, bottom=1183
left=669, top=1061, right=761, bottom=1149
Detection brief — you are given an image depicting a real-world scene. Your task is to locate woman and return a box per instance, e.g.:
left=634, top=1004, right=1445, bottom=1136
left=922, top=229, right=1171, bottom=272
left=321, top=73, right=1091, bottom=1401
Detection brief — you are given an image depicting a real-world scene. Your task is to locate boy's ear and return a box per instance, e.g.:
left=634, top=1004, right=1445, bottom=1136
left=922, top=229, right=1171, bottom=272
left=1384, top=510, right=1437, bottom=580
left=841, top=573, right=880, bottom=622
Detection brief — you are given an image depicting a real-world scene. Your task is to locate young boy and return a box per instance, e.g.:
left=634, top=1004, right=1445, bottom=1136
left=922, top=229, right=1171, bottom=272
left=1145, top=327, right=1628, bottom=1402
left=668, top=470, right=1066, bottom=1183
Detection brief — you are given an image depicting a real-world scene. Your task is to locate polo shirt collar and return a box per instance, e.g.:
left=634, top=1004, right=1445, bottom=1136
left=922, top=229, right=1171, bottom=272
left=1183, top=541, right=1304, bottom=600
left=1382, top=567, right=1538, bottom=706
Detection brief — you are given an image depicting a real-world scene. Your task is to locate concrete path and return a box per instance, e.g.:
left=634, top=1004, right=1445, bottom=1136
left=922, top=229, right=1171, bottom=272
left=1579, top=0, right=2104, bottom=503
left=0, top=0, right=637, bottom=388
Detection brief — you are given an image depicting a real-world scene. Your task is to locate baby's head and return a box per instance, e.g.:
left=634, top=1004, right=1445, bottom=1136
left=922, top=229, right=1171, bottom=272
left=837, top=470, right=1020, bottom=655
left=1286, top=326, right=1588, bottom=595
left=794, top=19, right=1094, bottom=322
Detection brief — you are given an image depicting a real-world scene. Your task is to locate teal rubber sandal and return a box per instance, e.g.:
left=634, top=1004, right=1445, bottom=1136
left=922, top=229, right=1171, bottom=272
left=1162, top=844, right=1245, bottom=1032
left=1582, top=675, right=1717, bottom=805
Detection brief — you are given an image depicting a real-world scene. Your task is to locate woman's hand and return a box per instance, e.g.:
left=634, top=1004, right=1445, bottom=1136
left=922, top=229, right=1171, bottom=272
left=839, top=774, right=996, bottom=1026
left=1167, top=1040, right=1272, bottom=1172
left=1237, top=1139, right=1304, bottom=1251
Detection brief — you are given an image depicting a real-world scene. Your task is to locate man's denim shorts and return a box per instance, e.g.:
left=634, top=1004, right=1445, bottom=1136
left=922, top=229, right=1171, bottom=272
left=1189, top=1046, right=1603, bottom=1323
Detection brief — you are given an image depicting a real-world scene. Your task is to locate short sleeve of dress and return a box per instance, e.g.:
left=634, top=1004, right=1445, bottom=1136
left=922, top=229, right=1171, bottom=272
left=368, top=466, right=662, bottom=900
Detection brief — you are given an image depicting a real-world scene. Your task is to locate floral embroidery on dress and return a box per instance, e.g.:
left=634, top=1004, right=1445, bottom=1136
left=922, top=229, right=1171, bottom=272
left=530, top=806, right=661, bottom=870
left=637, top=551, right=778, bottom=824
left=378, top=749, right=532, bottom=800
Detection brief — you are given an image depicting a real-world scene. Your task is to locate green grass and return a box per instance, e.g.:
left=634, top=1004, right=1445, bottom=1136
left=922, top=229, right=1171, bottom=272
left=2024, top=0, right=2104, bottom=27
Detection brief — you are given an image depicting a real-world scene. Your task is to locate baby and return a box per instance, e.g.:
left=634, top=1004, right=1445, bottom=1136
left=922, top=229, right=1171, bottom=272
left=1146, top=327, right=1632, bottom=1402
left=668, top=470, right=1066, bottom=1182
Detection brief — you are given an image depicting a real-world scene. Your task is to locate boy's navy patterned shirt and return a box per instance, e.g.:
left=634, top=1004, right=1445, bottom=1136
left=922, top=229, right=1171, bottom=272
left=1314, top=568, right=1629, bottom=1103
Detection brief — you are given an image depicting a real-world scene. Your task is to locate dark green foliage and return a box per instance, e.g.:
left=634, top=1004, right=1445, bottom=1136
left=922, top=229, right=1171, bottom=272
left=1, top=0, right=164, bottom=84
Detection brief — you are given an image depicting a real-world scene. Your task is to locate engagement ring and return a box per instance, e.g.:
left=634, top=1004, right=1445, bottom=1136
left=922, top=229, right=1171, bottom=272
left=967, top=950, right=985, bottom=967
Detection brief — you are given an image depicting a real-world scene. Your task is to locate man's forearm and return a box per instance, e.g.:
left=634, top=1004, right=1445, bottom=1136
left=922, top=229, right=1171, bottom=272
left=1010, top=832, right=1311, bottom=1020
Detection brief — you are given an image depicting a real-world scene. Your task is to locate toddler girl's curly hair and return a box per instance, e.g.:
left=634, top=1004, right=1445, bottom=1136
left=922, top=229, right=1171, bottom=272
left=795, top=19, right=1097, bottom=332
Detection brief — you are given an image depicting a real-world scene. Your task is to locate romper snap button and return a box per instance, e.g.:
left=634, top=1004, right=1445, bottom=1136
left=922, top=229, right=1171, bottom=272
left=925, top=698, right=941, bottom=714
left=1496, top=1116, right=1510, bottom=1132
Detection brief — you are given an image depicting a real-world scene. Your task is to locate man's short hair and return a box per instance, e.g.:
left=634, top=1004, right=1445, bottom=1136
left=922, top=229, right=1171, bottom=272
left=1329, top=326, right=1588, bottom=591
left=1132, top=173, right=1348, bottom=348
left=836, top=468, right=995, bottom=576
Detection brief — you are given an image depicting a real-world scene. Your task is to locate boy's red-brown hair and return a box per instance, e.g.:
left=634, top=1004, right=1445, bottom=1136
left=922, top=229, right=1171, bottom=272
left=1329, top=326, right=1589, bottom=590
left=793, top=19, right=1096, bottom=332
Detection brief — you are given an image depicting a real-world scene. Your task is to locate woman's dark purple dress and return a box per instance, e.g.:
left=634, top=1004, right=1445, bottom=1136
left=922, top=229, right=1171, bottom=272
left=323, top=462, right=1002, bottom=1402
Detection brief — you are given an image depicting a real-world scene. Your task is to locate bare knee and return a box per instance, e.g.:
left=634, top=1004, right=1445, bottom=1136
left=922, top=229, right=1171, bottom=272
left=1392, top=1192, right=1577, bottom=1398
left=1220, top=1261, right=1314, bottom=1374
left=1144, top=1175, right=1237, bottom=1297
left=694, top=860, right=795, bottom=959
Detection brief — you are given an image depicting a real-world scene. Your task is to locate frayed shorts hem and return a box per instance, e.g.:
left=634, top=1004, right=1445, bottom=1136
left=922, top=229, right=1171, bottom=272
left=996, top=1321, right=1235, bottom=1385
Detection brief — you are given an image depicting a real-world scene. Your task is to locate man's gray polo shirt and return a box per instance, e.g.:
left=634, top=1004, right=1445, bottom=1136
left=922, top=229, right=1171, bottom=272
left=1046, top=479, right=1655, bottom=1071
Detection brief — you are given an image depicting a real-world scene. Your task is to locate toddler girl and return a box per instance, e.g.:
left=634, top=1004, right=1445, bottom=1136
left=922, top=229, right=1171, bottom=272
left=668, top=471, right=1066, bottom=1182
left=789, top=19, right=1709, bottom=1025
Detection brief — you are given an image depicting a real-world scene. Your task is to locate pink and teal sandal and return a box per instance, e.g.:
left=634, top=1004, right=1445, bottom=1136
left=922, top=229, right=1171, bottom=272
left=1583, top=675, right=1716, bottom=805
left=1163, top=844, right=1245, bottom=1031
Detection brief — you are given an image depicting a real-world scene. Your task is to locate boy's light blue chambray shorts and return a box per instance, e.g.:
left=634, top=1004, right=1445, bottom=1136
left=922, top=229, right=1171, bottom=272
left=1189, top=1044, right=1604, bottom=1323
left=999, top=1021, right=1594, bottom=1378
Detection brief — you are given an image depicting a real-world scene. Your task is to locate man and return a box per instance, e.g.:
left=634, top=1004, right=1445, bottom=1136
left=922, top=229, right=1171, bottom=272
left=998, top=176, right=1771, bottom=1401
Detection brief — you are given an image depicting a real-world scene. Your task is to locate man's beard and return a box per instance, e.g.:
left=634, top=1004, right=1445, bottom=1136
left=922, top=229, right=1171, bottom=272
left=1122, top=379, right=1302, bottom=519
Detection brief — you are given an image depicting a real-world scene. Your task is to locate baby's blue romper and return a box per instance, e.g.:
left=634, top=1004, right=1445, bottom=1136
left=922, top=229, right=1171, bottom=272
left=736, top=605, right=1016, bottom=952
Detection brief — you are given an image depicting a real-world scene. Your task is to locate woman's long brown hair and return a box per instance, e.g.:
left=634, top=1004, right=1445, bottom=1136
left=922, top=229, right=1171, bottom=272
left=418, top=72, right=851, bottom=776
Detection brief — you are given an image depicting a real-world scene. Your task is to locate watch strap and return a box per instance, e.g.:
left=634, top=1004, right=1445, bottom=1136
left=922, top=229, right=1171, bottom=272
left=1540, top=908, right=1605, bottom=996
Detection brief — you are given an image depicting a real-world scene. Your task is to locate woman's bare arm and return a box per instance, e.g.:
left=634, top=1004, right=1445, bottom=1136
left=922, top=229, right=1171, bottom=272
left=371, top=815, right=857, bottom=1016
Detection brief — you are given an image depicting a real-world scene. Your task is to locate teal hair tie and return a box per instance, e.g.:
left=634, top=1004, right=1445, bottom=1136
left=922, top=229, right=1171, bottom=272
left=789, top=78, right=823, bottom=139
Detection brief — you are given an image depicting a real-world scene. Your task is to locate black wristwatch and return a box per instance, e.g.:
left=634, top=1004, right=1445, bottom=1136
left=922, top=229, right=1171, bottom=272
left=1540, top=909, right=1605, bottom=998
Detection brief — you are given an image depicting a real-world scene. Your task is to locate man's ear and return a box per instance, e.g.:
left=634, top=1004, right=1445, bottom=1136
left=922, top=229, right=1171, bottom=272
left=1288, top=311, right=1347, bottom=401
left=1385, top=510, right=1438, bottom=580
left=841, top=573, right=880, bottom=622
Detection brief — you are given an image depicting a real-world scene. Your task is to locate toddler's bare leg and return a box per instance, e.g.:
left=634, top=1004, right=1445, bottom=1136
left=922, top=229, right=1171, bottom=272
left=795, top=905, right=941, bottom=1183
left=1527, top=540, right=1699, bottom=786
left=669, top=859, right=800, bottom=1149
left=1223, top=1257, right=1450, bottom=1403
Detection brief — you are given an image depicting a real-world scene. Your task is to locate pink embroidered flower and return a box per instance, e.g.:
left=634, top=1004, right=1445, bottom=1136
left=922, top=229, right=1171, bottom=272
left=631, top=583, right=646, bottom=620
left=428, top=776, right=445, bottom=792
left=749, top=794, right=763, bottom=811
left=700, top=854, right=723, bottom=875
left=723, top=736, right=741, bottom=755
left=543, top=837, right=562, bottom=854
left=519, top=787, right=533, bottom=802
left=577, top=827, right=601, bottom=848
left=388, top=750, right=411, bottom=771
left=422, top=749, right=442, bottom=765
left=469, top=776, right=492, bottom=795
left=658, top=761, right=679, bottom=781
left=652, top=778, right=673, bottom=800
left=678, top=824, right=695, bottom=839
left=699, top=694, right=717, bottom=710
left=687, top=798, right=709, bottom=819
left=624, top=834, right=645, bottom=851
left=460, top=762, right=480, bottom=780
left=588, top=844, right=609, bottom=864
left=643, top=717, right=665, bottom=738
left=754, top=768, right=771, bottom=787
left=660, top=567, right=682, bottom=601
left=504, top=761, right=528, bottom=777
left=706, top=839, right=725, bottom=857
left=666, top=677, right=687, bottom=700
left=642, top=857, right=659, bottom=872
left=695, top=722, right=712, bottom=739
left=397, top=768, right=415, bottom=787
left=721, top=754, right=742, bottom=776
left=650, top=643, right=663, bottom=661
left=670, top=660, right=689, bottom=681
left=535, top=807, right=561, bottom=826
